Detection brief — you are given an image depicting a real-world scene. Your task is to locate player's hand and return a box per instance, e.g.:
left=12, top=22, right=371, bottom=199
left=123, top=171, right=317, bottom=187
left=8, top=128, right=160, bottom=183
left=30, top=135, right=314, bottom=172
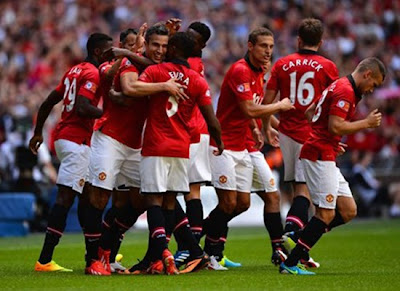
left=366, top=109, right=382, bottom=128
left=29, top=134, right=43, bottom=155
left=166, top=18, right=182, bottom=35
left=109, top=88, right=129, bottom=106
left=337, top=142, right=347, bottom=156
left=278, top=98, right=295, bottom=111
left=265, top=127, right=280, bottom=147
left=165, top=78, right=189, bottom=101
left=262, top=59, right=271, bottom=73
left=134, top=23, right=147, bottom=54
left=252, top=127, right=264, bottom=150
left=213, top=142, right=224, bottom=156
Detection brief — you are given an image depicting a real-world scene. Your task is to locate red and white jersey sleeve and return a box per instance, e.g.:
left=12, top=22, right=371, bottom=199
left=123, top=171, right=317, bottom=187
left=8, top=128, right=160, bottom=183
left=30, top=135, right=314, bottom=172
left=54, top=62, right=101, bottom=145
left=267, top=52, right=339, bottom=144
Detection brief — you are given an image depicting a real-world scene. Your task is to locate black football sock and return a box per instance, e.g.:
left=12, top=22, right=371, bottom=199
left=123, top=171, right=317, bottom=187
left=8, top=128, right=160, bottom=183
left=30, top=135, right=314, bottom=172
left=264, top=212, right=284, bottom=251
left=326, top=209, right=345, bottom=232
left=284, top=196, right=310, bottom=233
left=147, top=206, right=167, bottom=262
left=285, top=217, right=327, bottom=267
left=204, top=207, right=231, bottom=257
left=38, top=204, right=70, bottom=264
left=83, top=204, right=103, bottom=267
left=162, top=209, right=175, bottom=245
left=173, top=200, right=191, bottom=251
left=186, top=199, right=203, bottom=243
left=173, top=211, right=203, bottom=258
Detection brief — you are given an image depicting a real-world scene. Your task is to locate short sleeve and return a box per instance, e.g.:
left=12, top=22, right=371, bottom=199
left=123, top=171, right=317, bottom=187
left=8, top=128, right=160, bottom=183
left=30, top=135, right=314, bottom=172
left=327, top=62, right=339, bottom=85
left=195, top=77, right=212, bottom=107
left=78, top=69, right=100, bottom=101
left=120, top=58, right=139, bottom=77
left=54, top=71, right=68, bottom=95
left=229, top=65, right=254, bottom=102
left=99, top=62, right=113, bottom=82
left=329, top=87, right=353, bottom=119
left=138, top=65, right=157, bottom=83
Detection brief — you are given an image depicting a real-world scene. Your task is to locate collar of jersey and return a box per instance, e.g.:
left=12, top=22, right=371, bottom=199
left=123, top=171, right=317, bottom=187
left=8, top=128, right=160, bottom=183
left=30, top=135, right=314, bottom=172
left=346, top=74, right=363, bottom=99
left=169, top=58, right=190, bottom=68
left=297, top=49, right=319, bottom=55
left=244, top=52, right=263, bottom=72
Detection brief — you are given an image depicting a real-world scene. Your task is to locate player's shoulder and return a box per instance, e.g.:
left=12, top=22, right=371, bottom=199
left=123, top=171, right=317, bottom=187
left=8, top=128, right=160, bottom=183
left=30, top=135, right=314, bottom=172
left=230, top=58, right=252, bottom=75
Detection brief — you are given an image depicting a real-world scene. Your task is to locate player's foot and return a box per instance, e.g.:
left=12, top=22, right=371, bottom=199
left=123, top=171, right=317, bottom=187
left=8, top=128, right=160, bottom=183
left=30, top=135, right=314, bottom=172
left=110, top=262, right=126, bottom=273
left=180, top=253, right=210, bottom=274
left=34, top=260, right=73, bottom=272
left=271, top=249, right=287, bottom=266
left=85, top=260, right=111, bottom=276
left=300, top=257, right=320, bottom=268
left=121, top=259, right=150, bottom=275
left=220, top=255, right=241, bottom=268
left=98, top=247, right=111, bottom=273
left=279, top=263, right=315, bottom=275
left=282, top=231, right=297, bottom=253
left=162, top=249, right=179, bottom=275
left=207, top=255, right=228, bottom=271
left=146, top=260, right=164, bottom=275
left=174, top=250, right=190, bottom=268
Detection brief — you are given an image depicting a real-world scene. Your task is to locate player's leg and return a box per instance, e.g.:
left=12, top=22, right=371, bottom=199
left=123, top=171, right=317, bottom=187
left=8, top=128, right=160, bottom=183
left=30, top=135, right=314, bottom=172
left=35, top=139, right=89, bottom=272
left=280, top=159, right=338, bottom=275
left=279, top=133, right=311, bottom=234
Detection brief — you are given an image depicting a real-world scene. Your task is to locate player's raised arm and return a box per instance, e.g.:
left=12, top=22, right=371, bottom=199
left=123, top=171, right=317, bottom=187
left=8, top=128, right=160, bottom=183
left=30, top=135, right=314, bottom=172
left=238, top=98, right=295, bottom=119
left=328, top=109, right=382, bottom=136
left=29, top=90, right=63, bottom=154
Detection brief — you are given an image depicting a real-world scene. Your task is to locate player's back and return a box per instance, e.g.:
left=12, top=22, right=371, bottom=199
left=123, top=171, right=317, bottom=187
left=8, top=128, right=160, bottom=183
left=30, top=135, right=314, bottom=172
left=139, top=61, right=211, bottom=158
left=54, top=62, right=101, bottom=145
left=267, top=50, right=338, bottom=144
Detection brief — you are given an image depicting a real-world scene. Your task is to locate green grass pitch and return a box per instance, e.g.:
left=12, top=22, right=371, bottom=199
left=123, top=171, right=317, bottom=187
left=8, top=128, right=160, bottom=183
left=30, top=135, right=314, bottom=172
left=0, top=219, right=399, bottom=290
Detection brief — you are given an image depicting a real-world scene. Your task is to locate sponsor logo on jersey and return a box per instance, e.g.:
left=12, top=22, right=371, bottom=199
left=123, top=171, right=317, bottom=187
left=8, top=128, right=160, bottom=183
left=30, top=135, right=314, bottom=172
left=270, top=178, right=275, bottom=187
left=236, top=83, right=250, bottom=93
left=219, top=175, right=227, bottom=184
left=326, top=194, right=334, bottom=203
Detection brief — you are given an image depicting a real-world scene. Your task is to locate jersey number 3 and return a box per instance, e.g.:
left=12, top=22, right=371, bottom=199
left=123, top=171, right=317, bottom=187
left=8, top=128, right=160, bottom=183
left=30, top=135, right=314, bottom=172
left=62, top=78, right=77, bottom=112
left=289, top=71, right=315, bottom=106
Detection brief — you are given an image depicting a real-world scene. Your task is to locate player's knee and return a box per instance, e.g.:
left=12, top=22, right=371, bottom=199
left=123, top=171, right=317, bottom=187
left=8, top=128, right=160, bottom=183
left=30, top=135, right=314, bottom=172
left=343, top=204, right=357, bottom=223
left=235, top=202, right=250, bottom=215
left=56, top=186, right=76, bottom=208
left=220, top=199, right=237, bottom=214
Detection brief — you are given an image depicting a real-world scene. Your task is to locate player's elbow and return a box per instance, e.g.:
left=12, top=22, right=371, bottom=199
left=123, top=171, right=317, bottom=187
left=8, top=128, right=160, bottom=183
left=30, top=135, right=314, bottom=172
left=328, top=124, right=342, bottom=135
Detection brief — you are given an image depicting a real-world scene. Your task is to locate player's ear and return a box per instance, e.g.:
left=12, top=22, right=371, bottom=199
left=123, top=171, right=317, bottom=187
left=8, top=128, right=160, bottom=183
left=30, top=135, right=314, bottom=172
left=317, top=40, right=323, bottom=50
left=248, top=41, right=254, bottom=52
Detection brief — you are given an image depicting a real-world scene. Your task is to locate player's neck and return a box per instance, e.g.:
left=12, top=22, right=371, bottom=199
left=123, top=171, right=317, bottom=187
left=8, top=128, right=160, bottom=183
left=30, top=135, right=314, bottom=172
left=84, top=55, right=100, bottom=68
left=299, top=45, right=318, bottom=52
left=246, top=52, right=263, bottom=72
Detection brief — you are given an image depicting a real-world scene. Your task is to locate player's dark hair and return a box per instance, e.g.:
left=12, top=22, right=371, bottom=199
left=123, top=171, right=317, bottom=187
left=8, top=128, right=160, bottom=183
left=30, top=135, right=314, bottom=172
left=86, top=33, right=112, bottom=56
left=298, top=18, right=324, bottom=46
left=120, top=28, right=138, bottom=43
left=188, top=22, right=211, bottom=43
left=356, top=57, right=386, bottom=81
left=248, top=27, right=274, bottom=45
left=169, top=32, right=194, bottom=59
left=145, top=24, right=169, bottom=42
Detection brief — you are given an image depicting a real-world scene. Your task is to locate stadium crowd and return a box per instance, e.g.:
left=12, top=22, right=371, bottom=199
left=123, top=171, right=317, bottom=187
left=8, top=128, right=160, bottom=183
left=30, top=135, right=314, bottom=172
left=1, top=0, right=400, bottom=226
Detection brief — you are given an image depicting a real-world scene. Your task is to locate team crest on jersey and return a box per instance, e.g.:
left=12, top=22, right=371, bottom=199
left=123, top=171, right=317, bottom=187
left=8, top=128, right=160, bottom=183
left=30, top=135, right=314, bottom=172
left=79, top=179, right=85, bottom=187
left=98, top=172, right=107, bottom=181
left=326, top=194, right=334, bottom=203
left=219, top=175, right=227, bottom=184
left=84, top=81, right=97, bottom=93
left=336, top=100, right=350, bottom=112
left=236, top=83, right=250, bottom=93
left=269, top=178, right=275, bottom=187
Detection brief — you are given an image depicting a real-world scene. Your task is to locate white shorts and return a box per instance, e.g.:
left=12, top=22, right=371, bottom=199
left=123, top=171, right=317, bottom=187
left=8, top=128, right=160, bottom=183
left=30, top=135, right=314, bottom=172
left=140, top=156, right=189, bottom=194
left=250, top=151, right=278, bottom=193
left=189, top=134, right=211, bottom=184
left=88, top=131, right=141, bottom=191
left=279, top=132, right=306, bottom=183
left=210, top=147, right=253, bottom=192
left=302, top=159, right=352, bottom=209
left=54, top=139, right=91, bottom=194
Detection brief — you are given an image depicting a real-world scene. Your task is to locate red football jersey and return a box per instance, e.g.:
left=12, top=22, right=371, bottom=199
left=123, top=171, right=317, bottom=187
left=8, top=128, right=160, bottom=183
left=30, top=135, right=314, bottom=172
left=54, top=62, right=101, bottom=145
left=187, top=57, right=208, bottom=144
left=300, top=75, right=361, bottom=161
left=214, top=57, right=265, bottom=151
left=139, top=60, right=212, bottom=158
left=267, top=50, right=338, bottom=144
left=95, top=58, right=148, bottom=149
